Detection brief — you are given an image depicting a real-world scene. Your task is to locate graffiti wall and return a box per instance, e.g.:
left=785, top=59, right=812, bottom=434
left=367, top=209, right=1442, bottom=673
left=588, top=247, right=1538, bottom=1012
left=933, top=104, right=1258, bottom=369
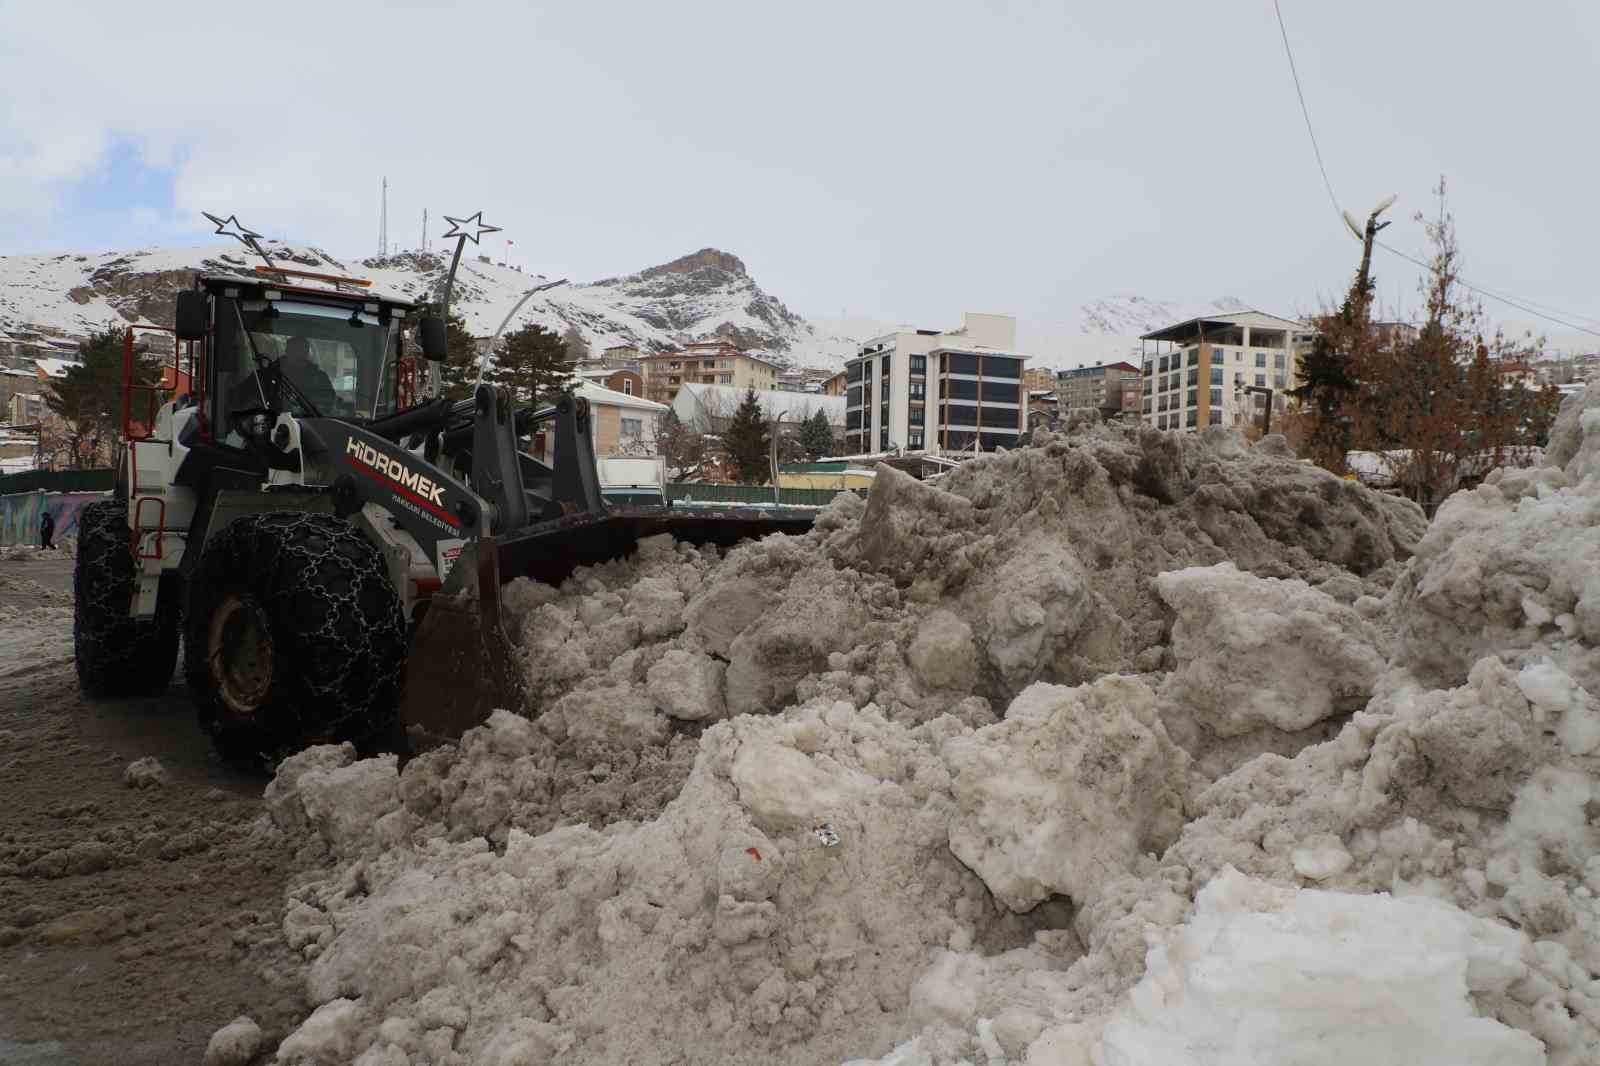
left=0, top=491, right=108, bottom=546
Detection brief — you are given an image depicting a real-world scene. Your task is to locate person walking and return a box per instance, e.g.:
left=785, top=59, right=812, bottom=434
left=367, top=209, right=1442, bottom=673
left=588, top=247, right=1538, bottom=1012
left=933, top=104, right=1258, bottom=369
left=39, top=507, right=56, bottom=550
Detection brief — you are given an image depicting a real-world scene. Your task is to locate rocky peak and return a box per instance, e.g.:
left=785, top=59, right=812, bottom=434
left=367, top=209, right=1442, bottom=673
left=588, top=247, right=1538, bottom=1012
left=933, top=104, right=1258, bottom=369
left=636, top=248, right=747, bottom=281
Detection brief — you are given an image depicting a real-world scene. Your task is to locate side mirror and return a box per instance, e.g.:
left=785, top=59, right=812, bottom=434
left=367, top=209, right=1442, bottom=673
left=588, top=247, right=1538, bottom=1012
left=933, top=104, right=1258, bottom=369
left=418, top=315, right=448, bottom=361
left=175, top=291, right=209, bottom=341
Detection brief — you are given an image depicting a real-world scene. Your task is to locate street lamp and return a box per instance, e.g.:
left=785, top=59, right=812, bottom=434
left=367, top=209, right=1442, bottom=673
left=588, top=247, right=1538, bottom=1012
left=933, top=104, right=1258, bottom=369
left=475, top=278, right=571, bottom=386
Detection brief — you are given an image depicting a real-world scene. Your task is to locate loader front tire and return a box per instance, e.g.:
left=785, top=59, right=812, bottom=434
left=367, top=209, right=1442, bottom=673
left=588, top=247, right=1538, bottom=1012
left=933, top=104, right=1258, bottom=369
left=74, top=500, right=179, bottom=697
left=184, top=512, right=407, bottom=763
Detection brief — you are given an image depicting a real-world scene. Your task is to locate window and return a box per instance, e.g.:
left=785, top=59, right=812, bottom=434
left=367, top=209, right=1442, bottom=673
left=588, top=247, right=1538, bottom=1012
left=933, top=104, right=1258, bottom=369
left=947, top=353, right=980, bottom=375
left=1143, top=398, right=1152, bottom=414
left=1234, top=372, right=1244, bottom=385
left=1208, top=410, right=1222, bottom=426
left=1186, top=409, right=1198, bottom=428
left=1187, top=388, right=1198, bottom=409
left=985, top=357, right=1022, bottom=379
left=910, top=355, right=926, bottom=373
left=1159, top=356, right=1170, bottom=374
left=668, top=361, right=681, bottom=369
left=703, top=360, right=715, bottom=369
left=908, top=432, right=923, bottom=449
left=881, top=355, right=891, bottom=376
left=1273, top=374, right=1285, bottom=390
left=622, top=378, right=634, bottom=396
left=1212, top=347, right=1225, bottom=362
left=910, top=382, right=925, bottom=399
left=1210, top=388, right=1222, bottom=407
left=1255, top=352, right=1266, bottom=367
left=720, top=374, right=733, bottom=384
left=1255, top=373, right=1266, bottom=388
left=1210, top=366, right=1223, bottom=384
left=1144, top=362, right=1154, bottom=377
left=620, top=417, right=642, bottom=441
left=981, top=380, right=1018, bottom=403
left=1187, top=368, right=1199, bottom=386
left=1274, top=353, right=1285, bottom=369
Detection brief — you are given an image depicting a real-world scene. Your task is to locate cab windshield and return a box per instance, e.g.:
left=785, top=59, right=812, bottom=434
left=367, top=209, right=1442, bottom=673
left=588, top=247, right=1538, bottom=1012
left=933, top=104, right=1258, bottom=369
left=212, top=297, right=398, bottom=426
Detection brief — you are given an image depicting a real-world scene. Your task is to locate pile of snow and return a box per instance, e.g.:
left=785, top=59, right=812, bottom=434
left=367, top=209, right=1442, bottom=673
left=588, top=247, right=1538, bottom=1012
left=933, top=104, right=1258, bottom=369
left=259, top=407, right=1600, bottom=1065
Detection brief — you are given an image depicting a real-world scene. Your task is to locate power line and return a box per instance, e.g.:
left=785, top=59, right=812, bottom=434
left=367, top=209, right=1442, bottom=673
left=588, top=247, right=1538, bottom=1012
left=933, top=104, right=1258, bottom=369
left=1271, top=0, right=1600, bottom=341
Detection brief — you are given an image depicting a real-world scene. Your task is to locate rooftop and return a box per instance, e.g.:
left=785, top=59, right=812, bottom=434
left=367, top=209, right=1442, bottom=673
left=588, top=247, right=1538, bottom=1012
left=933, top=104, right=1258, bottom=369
left=1140, top=309, right=1306, bottom=343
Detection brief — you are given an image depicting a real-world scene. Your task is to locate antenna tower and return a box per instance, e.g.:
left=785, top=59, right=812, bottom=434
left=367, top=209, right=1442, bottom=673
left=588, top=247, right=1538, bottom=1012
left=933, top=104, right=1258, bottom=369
left=379, top=177, right=389, bottom=258
left=422, top=208, right=428, bottom=253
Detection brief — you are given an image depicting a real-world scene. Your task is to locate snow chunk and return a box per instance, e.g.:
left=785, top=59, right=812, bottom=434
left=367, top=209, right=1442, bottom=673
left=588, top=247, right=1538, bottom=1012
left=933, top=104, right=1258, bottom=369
left=1156, top=562, right=1387, bottom=736
left=906, top=609, right=978, bottom=692
left=646, top=648, right=726, bottom=721
left=201, top=1015, right=262, bottom=1066
left=1093, top=867, right=1543, bottom=1066
left=122, top=756, right=169, bottom=789
left=943, top=676, right=1186, bottom=911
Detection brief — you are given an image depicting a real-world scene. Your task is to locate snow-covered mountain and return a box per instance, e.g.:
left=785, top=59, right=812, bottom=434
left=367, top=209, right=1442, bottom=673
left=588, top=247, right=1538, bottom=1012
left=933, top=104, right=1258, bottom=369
left=0, top=238, right=1275, bottom=376
left=1077, top=295, right=1251, bottom=337
left=0, top=242, right=857, bottom=371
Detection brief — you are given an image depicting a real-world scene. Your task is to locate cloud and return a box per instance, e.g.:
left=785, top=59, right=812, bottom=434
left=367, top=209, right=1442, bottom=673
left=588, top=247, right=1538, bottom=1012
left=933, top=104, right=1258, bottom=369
left=0, top=0, right=1596, bottom=344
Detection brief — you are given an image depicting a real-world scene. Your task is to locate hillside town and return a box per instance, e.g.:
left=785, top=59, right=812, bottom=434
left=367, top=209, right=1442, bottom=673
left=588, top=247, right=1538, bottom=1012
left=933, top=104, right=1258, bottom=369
left=2, top=277, right=1578, bottom=504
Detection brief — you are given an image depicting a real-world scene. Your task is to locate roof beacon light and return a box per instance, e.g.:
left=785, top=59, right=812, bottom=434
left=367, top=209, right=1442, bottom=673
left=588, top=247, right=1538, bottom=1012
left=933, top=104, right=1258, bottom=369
left=252, top=265, right=373, bottom=289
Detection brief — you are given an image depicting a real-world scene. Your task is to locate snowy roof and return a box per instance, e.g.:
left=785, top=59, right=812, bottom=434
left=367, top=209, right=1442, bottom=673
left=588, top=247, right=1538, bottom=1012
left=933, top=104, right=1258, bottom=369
left=34, top=358, right=77, bottom=378
left=673, top=382, right=845, bottom=422
left=1141, top=309, right=1307, bottom=342
left=574, top=380, right=666, bottom=413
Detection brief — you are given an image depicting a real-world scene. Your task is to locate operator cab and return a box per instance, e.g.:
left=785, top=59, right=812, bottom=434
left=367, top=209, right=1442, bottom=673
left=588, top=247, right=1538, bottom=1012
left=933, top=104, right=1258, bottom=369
left=178, top=269, right=425, bottom=448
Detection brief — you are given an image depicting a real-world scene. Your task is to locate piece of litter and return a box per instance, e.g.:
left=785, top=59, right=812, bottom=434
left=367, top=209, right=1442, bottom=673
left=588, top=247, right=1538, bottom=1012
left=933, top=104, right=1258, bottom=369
left=745, top=847, right=762, bottom=861
left=813, top=822, right=839, bottom=848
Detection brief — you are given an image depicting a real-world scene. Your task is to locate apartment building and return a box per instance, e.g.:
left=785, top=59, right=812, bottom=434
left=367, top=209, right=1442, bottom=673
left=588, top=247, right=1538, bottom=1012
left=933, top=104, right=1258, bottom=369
left=843, top=313, right=1027, bottom=455
left=1138, top=311, right=1310, bottom=432
left=1056, top=361, right=1141, bottom=414
left=639, top=341, right=780, bottom=404
left=1022, top=367, right=1057, bottom=393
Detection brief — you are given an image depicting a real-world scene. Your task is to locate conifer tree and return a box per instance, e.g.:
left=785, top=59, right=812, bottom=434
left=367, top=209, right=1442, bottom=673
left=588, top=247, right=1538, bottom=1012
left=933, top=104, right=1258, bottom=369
left=798, top=407, right=834, bottom=458
left=722, top=387, right=772, bottom=483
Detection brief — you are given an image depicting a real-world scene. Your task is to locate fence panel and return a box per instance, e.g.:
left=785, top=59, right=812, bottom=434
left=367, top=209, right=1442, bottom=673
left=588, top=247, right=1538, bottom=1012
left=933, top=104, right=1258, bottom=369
left=667, top=484, right=867, bottom=507
left=0, top=469, right=116, bottom=495
left=0, top=490, right=110, bottom=546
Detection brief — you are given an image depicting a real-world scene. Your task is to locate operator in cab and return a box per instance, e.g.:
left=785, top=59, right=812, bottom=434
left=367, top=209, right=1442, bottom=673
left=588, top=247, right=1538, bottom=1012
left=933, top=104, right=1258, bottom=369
left=280, top=337, right=338, bottom=414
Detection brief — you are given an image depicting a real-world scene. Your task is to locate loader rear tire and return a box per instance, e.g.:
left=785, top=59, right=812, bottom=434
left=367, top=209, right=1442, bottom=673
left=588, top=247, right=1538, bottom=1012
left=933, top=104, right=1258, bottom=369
left=184, top=512, right=407, bottom=763
left=74, top=500, right=179, bottom=697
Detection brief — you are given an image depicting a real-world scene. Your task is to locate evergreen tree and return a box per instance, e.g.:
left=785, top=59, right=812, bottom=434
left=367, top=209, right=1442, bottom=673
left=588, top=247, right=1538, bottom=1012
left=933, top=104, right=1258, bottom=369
left=722, top=387, right=772, bottom=483
left=798, top=408, right=834, bottom=457
left=485, top=322, right=575, bottom=408
left=436, top=311, right=483, bottom=400
left=46, top=326, right=160, bottom=468
left=561, top=324, right=591, bottom=364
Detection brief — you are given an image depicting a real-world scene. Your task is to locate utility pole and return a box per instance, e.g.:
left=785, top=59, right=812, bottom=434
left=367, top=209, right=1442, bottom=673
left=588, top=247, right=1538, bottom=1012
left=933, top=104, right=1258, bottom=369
left=421, top=208, right=428, bottom=254
left=379, top=177, right=389, bottom=259
left=1342, top=195, right=1396, bottom=323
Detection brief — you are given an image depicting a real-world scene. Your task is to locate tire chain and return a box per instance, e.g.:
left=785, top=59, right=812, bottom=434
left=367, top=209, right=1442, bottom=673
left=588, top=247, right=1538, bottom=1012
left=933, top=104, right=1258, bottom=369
left=73, top=500, right=178, bottom=696
left=188, top=511, right=407, bottom=753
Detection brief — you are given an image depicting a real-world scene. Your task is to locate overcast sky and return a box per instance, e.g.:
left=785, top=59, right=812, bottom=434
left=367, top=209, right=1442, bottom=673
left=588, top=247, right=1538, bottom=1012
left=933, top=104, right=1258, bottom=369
left=2, top=1, right=1597, bottom=349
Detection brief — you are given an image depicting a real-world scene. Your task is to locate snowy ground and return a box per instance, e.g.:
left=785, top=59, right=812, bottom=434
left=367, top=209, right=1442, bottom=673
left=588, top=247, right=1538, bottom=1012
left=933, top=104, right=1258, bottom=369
left=249, top=409, right=1600, bottom=1065
left=9, top=402, right=1600, bottom=1064
left=0, top=557, right=306, bottom=1065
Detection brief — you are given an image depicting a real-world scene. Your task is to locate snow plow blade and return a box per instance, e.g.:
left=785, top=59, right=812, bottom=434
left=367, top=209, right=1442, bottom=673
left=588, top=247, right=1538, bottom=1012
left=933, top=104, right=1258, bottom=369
left=399, top=504, right=817, bottom=749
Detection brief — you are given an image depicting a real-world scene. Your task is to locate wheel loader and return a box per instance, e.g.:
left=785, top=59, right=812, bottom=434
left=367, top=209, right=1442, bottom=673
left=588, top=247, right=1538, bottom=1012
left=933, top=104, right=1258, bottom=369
left=73, top=263, right=812, bottom=760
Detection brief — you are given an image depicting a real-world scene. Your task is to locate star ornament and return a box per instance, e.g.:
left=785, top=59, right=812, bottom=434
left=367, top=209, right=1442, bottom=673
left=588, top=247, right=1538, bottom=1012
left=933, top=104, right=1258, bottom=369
left=202, top=211, right=265, bottom=246
left=441, top=211, right=502, bottom=246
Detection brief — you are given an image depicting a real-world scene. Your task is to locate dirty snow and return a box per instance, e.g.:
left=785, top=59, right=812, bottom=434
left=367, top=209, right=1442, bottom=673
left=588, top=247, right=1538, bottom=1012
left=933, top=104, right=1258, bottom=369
left=259, top=409, right=1600, bottom=1065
